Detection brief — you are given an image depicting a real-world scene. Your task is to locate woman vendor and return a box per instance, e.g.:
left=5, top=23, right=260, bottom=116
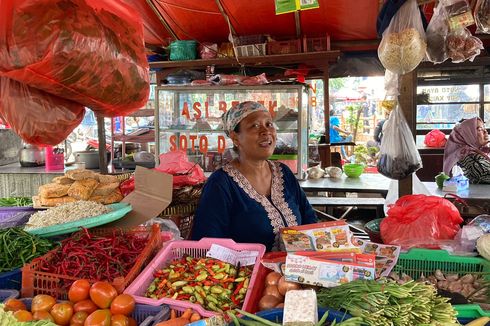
left=443, top=117, right=490, bottom=183
left=191, top=101, right=317, bottom=251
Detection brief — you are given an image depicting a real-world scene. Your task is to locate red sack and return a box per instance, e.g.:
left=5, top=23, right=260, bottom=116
left=155, top=151, right=206, bottom=188
left=0, top=0, right=149, bottom=117
left=380, top=194, right=463, bottom=249
left=0, top=77, right=85, bottom=146
left=424, top=129, right=447, bottom=147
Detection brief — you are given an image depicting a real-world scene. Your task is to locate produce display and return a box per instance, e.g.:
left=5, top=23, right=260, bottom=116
left=388, top=270, right=489, bottom=307
left=24, top=201, right=110, bottom=230
left=0, top=227, right=54, bottom=273
left=317, top=279, right=458, bottom=326
left=35, top=228, right=151, bottom=284
left=258, top=271, right=302, bottom=310
left=33, top=169, right=122, bottom=208
left=154, top=308, right=201, bottom=326
left=2, top=280, right=138, bottom=325
left=0, top=197, right=33, bottom=207
left=145, top=255, right=253, bottom=312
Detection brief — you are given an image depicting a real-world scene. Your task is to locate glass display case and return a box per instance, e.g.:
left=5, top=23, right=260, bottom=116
left=155, top=85, right=310, bottom=178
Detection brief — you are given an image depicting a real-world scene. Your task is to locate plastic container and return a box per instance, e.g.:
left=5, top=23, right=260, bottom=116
left=170, top=40, right=197, bottom=61
left=235, top=44, right=266, bottom=57
left=253, top=307, right=352, bottom=324
left=44, top=146, right=64, bottom=171
left=0, top=206, right=37, bottom=228
left=0, top=289, right=19, bottom=302
left=234, top=35, right=267, bottom=46
left=124, top=238, right=266, bottom=317
left=364, top=218, right=384, bottom=243
left=267, top=39, right=302, bottom=55
left=0, top=269, right=22, bottom=290
left=21, top=225, right=164, bottom=299
left=343, top=163, right=364, bottom=178
left=394, top=248, right=490, bottom=319
left=26, top=202, right=132, bottom=237
left=303, top=34, right=331, bottom=52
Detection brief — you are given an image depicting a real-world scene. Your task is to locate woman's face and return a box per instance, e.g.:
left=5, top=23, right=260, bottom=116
left=476, top=120, right=489, bottom=147
left=231, top=111, right=277, bottom=161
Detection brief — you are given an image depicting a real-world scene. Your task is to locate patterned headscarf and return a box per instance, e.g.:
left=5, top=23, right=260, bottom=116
left=443, top=117, right=490, bottom=174
left=222, top=101, right=269, bottom=136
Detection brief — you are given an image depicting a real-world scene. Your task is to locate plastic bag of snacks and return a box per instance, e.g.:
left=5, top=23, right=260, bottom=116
left=446, top=28, right=483, bottom=63
left=475, top=0, right=490, bottom=33
left=425, top=1, right=450, bottom=64
left=377, top=101, right=422, bottom=180
left=378, top=0, right=427, bottom=74
left=0, top=0, right=149, bottom=117
left=0, top=77, right=85, bottom=146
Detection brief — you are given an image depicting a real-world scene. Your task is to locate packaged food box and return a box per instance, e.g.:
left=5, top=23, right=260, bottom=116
left=280, top=221, right=360, bottom=253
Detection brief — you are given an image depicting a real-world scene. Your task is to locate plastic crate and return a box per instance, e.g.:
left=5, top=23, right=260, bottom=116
left=234, top=35, right=267, bottom=46
left=235, top=43, right=266, bottom=57
left=170, top=40, right=197, bottom=61
left=267, top=39, right=301, bottom=55
left=124, top=238, right=266, bottom=317
left=393, top=248, right=490, bottom=320
left=0, top=289, right=19, bottom=302
left=19, top=298, right=166, bottom=324
left=140, top=303, right=195, bottom=326
left=21, top=225, right=163, bottom=299
left=254, top=307, right=352, bottom=324
left=303, top=35, right=331, bottom=52
left=0, top=269, right=22, bottom=290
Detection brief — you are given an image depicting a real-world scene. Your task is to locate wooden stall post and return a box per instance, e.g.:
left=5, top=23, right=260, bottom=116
left=398, top=71, right=417, bottom=196
left=97, top=115, right=108, bottom=174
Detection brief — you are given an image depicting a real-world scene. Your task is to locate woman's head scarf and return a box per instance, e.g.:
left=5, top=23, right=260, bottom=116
left=222, top=101, right=269, bottom=137
left=443, top=117, right=489, bottom=174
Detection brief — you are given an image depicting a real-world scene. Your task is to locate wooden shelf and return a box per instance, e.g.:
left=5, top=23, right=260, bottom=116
left=149, top=51, right=341, bottom=70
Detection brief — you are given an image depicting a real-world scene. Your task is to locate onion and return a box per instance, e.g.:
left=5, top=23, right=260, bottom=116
left=277, top=276, right=301, bottom=296
left=258, top=295, right=281, bottom=311
left=263, top=285, right=284, bottom=300
left=265, top=271, right=282, bottom=287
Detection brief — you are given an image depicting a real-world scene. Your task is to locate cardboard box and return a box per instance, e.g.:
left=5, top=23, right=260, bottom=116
left=285, top=251, right=376, bottom=288
left=108, top=166, right=172, bottom=227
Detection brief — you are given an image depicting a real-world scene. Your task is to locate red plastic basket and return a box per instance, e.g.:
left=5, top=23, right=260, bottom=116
left=21, top=225, right=169, bottom=299
left=267, top=39, right=301, bottom=55
left=124, top=238, right=266, bottom=317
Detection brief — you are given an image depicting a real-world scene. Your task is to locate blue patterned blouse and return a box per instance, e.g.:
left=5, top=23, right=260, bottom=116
left=191, top=161, right=317, bottom=251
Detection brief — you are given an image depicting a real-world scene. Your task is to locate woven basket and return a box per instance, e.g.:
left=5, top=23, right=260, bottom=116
left=159, top=203, right=198, bottom=240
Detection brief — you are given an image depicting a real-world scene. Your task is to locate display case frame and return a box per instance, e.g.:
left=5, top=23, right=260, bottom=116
left=154, top=85, right=310, bottom=178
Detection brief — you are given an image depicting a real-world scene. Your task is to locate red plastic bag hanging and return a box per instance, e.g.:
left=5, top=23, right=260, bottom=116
left=0, top=0, right=149, bottom=117
left=155, top=151, right=206, bottom=188
left=380, top=194, right=463, bottom=249
left=119, top=175, right=135, bottom=197
left=0, top=77, right=85, bottom=146
left=424, top=129, right=447, bottom=147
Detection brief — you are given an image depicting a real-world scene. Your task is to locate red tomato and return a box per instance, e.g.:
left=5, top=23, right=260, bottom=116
left=31, top=294, right=57, bottom=312
left=74, top=299, right=98, bottom=315
left=70, top=311, right=89, bottom=326
left=69, top=279, right=91, bottom=303
left=13, top=310, right=33, bottom=322
left=33, top=310, right=55, bottom=322
left=3, top=298, right=27, bottom=312
left=51, top=302, right=74, bottom=326
left=127, top=317, right=137, bottom=326
left=111, top=314, right=129, bottom=326
left=110, top=294, right=135, bottom=316
left=89, top=282, right=118, bottom=309
left=84, top=309, right=111, bottom=326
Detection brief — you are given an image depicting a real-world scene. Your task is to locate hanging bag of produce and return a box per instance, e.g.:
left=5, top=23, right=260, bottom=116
left=475, top=0, right=490, bottom=33
left=0, top=77, right=85, bottom=146
left=425, top=1, right=450, bottom=64
left=0, top=0, right=149, bottom=117
left=377, top=101, right=422, bottom=180
left=378, top=0, right=427, bottom=75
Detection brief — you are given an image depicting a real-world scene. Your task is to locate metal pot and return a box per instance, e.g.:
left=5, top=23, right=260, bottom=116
left=19, top=144, right=45, bottom=167
left=74, top=151, right=100, bottom=169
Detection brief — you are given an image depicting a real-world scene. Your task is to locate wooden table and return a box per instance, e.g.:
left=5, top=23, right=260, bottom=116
left=299, top=174, right=391, bottom=197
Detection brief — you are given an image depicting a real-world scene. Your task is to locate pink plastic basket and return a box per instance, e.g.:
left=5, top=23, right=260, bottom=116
left=124, top=238, right=266, bottom=317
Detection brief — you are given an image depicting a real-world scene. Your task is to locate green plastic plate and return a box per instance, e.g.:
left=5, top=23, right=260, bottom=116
left=25, top=203, right=132, bottom=237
